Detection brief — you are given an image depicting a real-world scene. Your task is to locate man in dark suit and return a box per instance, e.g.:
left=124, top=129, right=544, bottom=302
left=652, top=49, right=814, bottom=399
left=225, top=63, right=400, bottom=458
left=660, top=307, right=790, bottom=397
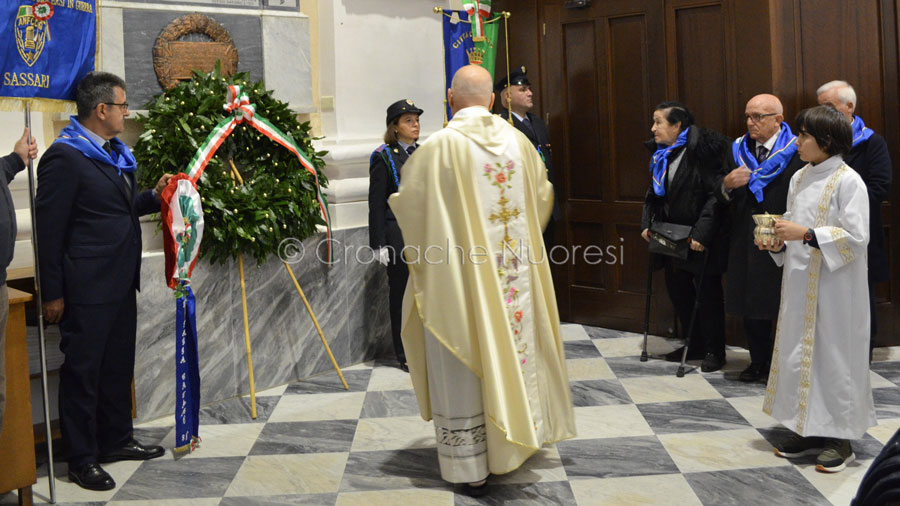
left=817, top=81, right=892, bottom=360
left=496, top=66, right=559, bottom=242
left=36, top=72, right=172, bottom=491
left=716, top=94, right=804, bottom=382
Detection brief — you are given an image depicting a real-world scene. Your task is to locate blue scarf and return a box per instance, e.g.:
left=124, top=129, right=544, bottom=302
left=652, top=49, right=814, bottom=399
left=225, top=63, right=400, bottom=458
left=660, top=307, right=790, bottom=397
left=649, top=127, right=689, bottom=196
left=55, top=116, right=137, bottom=176
left=851, top=115, right=874, bottom=148
left=732, top=123, right=798, bottom=203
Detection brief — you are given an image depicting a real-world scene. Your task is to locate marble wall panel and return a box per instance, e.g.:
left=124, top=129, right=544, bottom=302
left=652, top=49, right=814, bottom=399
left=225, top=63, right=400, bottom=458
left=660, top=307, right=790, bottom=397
left=122, top=10, right=265, bottom=107
left=134, top=226, right=392, bottom=423
left=261, top=15, right=314, bottom=112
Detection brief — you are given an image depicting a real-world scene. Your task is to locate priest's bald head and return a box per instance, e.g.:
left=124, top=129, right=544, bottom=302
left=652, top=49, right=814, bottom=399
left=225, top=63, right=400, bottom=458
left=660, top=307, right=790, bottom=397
left=448, top=65, right=495, bottom=115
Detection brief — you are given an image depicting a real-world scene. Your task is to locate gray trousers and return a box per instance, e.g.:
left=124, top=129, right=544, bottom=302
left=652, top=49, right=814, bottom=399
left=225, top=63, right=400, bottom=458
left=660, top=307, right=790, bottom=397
left=0, top=284, right=8, bottom=439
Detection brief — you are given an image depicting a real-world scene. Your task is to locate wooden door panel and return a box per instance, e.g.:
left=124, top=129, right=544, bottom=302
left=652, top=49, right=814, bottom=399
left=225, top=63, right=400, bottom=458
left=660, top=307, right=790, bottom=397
left=608, top=14, right=656, bottom=201
left=564, top=21, right=604, bottom=201
left=546, top=0, right=668, bottom=331
left=571, top=223, right=608, bottom=290
left=670, top=3, right=729, bottom=132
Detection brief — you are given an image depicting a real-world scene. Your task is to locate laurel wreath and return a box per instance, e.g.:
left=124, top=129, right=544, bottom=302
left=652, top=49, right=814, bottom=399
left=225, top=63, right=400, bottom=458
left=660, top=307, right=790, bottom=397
left=133, top=66, right=328, bottom=265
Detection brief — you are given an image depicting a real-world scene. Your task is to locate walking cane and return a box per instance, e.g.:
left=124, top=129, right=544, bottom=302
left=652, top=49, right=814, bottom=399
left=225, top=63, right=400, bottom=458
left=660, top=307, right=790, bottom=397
left=677, top=248, right=711, bottom=378
left=640, top=253, right=654, bottom=362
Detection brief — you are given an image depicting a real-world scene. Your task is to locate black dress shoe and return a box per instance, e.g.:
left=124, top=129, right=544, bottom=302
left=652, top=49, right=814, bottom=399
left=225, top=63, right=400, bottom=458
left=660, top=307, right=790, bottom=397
left=68, top=462, right=115, bottom=491
left=456, top=481, right=489, bottom=497
left=700, top=353, right=727, bottom=373
left=399, top=363, right=409, bottom=373
left=739, top=362, right=770, bottom=382
left=664, top=346, right=705, bottom=362
left=98, top=439, right=165, bottom=463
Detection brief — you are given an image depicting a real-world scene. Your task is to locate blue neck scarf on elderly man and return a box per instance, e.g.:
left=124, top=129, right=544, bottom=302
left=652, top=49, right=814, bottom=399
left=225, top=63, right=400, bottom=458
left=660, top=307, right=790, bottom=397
left=851, top=115, right=874, bottom=148
left=649, top=127, right=689, bottom=197
left=732, top=123, right=797, bottom=203
left=55, top=116, right=137, bottom=176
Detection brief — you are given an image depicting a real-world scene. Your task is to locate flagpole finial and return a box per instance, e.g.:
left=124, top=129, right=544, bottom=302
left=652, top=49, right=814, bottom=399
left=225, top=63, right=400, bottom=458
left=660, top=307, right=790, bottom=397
left=433, top=6, right=443, bottom=13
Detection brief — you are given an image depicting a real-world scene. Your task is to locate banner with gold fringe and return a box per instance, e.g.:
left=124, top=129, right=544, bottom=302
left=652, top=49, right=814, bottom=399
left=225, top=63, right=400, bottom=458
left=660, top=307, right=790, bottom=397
left=0, top=0, right=97, bottom=112
left=439, top=9, right=500, bottom=120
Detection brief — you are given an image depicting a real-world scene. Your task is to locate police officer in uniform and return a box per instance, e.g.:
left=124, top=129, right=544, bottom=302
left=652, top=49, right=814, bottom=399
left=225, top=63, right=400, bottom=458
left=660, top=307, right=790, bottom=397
left=368, top=99, right=423, bottom=372
left=496, top=66, right=559, bottom=242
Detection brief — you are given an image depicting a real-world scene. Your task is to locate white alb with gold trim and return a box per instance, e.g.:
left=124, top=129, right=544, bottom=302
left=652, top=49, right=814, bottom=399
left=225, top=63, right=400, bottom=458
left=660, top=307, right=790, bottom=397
left=763, top=155, right=876, bottom=439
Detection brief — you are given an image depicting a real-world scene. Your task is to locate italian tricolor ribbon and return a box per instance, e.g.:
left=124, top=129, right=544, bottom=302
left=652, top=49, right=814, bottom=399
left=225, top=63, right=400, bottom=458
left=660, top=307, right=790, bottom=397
left=160, top=174, right=204, bottom=453
left=462, top=1, right=492, bottom=41
left=185, top=85, right=332, bottom=260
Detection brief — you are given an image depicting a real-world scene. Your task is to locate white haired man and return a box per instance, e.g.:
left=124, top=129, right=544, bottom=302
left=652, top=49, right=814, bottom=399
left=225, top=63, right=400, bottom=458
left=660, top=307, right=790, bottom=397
left=817, top=80, right=892, bottom=361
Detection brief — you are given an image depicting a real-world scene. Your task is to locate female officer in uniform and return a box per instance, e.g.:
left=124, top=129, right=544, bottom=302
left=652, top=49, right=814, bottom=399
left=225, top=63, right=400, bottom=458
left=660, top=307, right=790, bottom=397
left=368, top=99, right=422, bottom=372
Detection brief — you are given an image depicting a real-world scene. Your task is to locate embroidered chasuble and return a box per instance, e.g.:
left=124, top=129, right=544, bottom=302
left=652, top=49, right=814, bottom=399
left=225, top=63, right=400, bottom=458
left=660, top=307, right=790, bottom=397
left=763, top=155, right=876, bottom=439
left=389, top=106, right=576, bottom=476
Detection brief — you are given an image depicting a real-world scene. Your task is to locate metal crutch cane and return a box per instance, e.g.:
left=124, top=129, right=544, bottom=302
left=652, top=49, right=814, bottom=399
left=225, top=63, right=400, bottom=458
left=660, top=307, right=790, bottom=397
left=24, top=103, right=57, bottom=502
left=640, top=251, right=654, bottom=362
left=677, top=248, right=711, bottom=378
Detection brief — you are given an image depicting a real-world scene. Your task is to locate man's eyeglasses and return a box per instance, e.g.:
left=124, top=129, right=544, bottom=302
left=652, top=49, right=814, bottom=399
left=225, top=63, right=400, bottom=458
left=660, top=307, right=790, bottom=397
left=745, top=112, right=777, bottom=123
left=102, top=102, right=129, bottom=111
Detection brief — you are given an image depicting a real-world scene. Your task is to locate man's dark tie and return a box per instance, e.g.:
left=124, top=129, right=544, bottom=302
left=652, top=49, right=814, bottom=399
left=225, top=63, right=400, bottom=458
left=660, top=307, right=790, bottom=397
left=105, top=142, right=133, bottom=201
left=756, top=145, right=769, bottom=162
left=406, top=145, right=416, bottom=155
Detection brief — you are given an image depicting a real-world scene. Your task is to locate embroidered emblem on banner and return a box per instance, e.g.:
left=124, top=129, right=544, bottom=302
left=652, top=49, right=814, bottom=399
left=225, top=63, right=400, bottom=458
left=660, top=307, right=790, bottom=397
left=15, top=4, right=53, bottom=67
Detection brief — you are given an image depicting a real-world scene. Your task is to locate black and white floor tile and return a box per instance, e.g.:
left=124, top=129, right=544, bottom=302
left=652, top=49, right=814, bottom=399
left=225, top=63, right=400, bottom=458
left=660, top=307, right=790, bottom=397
left=5, top=323, right=900, bottom=506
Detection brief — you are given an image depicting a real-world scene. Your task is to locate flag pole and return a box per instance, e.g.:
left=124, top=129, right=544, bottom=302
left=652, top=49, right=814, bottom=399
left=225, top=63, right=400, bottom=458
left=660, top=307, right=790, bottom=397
left=503, top=12, right=513, bottom=126
left=24, top=101, right=57, bottom=504
left=435, top=6, right=450, bottom=127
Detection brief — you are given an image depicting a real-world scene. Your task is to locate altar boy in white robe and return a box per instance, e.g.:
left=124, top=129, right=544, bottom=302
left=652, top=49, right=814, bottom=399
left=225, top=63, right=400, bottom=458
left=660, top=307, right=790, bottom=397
left=757, top=104, right=875, bottom=473
left=389, top=65, right=576, bottom=495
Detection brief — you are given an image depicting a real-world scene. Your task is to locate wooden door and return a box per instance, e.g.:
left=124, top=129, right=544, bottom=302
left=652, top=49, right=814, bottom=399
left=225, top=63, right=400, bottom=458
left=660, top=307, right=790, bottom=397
left=542, top=0, right=670, bottom=331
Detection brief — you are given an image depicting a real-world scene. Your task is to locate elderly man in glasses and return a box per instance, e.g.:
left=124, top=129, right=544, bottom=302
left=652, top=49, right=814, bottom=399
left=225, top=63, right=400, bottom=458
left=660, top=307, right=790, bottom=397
left=716, top=94, right=805, bottom=382
left=35, top=72, right=173, bottom=491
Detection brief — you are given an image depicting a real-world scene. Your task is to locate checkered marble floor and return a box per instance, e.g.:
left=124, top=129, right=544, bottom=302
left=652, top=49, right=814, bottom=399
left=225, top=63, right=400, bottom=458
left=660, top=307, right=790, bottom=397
left=5, top=323, right=900, bottom=506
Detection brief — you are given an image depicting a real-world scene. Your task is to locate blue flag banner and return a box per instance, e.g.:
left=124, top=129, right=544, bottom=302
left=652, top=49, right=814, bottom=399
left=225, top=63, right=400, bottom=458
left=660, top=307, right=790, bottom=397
left=174, top=282, right=201, bottom=453
left=442, top=10, right=474, bottom=120
left=0, top=1, right=96, bottom=109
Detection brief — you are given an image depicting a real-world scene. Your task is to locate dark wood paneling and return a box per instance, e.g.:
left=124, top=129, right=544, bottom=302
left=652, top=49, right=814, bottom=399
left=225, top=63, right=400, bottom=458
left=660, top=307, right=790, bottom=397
left=571, top=223, right=607, bottom=289
left=565, top=21, right=603, bottom=200
left=608, top=14, right=654, bottom=201
left=667, top=2, right=729, bottom=132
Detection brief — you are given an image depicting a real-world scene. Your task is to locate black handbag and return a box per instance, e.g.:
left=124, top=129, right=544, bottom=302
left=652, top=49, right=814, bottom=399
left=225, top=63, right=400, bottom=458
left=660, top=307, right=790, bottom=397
left=648, top=221, right=692, bottom=259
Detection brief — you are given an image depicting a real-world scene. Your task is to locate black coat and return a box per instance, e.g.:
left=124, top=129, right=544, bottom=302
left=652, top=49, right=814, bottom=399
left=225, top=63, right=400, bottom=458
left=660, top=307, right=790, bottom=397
left=0, top=153, right=24, bottom=285
left=499, top=109, right=560, bottom=220
left=368, top=143, right=410, bottom=251
left=718, top=143, right=805, bottom=319
left=35, top=142, right=158, bottom=304
left=844, top=132, right=892, bottom=284
left=641, top=126, right=731, bottom=275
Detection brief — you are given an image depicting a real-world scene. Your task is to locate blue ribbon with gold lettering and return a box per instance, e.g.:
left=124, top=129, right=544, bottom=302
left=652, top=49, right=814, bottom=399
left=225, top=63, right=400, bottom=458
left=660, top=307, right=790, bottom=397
left=174, top=282, right=201, bottom=453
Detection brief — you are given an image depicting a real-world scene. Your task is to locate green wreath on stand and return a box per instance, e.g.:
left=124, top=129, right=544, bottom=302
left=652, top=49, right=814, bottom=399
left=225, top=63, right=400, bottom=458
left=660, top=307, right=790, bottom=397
left=134, top=65, right=329, bottom=265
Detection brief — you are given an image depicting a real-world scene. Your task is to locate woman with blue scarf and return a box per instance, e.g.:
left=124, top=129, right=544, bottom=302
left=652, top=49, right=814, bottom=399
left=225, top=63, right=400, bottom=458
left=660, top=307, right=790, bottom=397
left=640, top=101, right=731, bottom=372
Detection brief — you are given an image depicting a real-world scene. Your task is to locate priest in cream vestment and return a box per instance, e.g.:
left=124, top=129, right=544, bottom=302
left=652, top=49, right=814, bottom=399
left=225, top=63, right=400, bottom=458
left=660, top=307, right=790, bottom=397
left=389, top=65, right=576, bottom=490
left=761, top=105, right=875, bottom=473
